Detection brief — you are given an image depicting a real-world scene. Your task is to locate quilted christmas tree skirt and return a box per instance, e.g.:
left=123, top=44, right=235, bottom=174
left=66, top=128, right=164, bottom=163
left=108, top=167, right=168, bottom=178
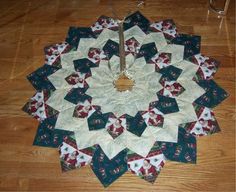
left=22, top=11, right=228, bottom=187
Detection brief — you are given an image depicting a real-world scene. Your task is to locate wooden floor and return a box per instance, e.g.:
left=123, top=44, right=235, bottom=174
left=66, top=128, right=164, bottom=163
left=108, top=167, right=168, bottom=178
left=0, top=0, right=235, bottom=191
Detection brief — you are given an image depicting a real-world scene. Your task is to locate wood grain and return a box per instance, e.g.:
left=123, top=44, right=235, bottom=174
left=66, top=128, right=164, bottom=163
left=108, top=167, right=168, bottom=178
left=0, top=0, right=235, bottom=191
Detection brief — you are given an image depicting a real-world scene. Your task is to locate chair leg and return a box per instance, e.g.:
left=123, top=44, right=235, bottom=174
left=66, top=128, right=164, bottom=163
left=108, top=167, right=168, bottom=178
left=209, top=0, right=231, bottom=15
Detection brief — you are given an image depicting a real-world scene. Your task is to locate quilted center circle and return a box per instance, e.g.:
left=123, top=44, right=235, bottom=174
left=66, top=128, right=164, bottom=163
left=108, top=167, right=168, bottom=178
left=85, top=56, right=163, bottom=117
